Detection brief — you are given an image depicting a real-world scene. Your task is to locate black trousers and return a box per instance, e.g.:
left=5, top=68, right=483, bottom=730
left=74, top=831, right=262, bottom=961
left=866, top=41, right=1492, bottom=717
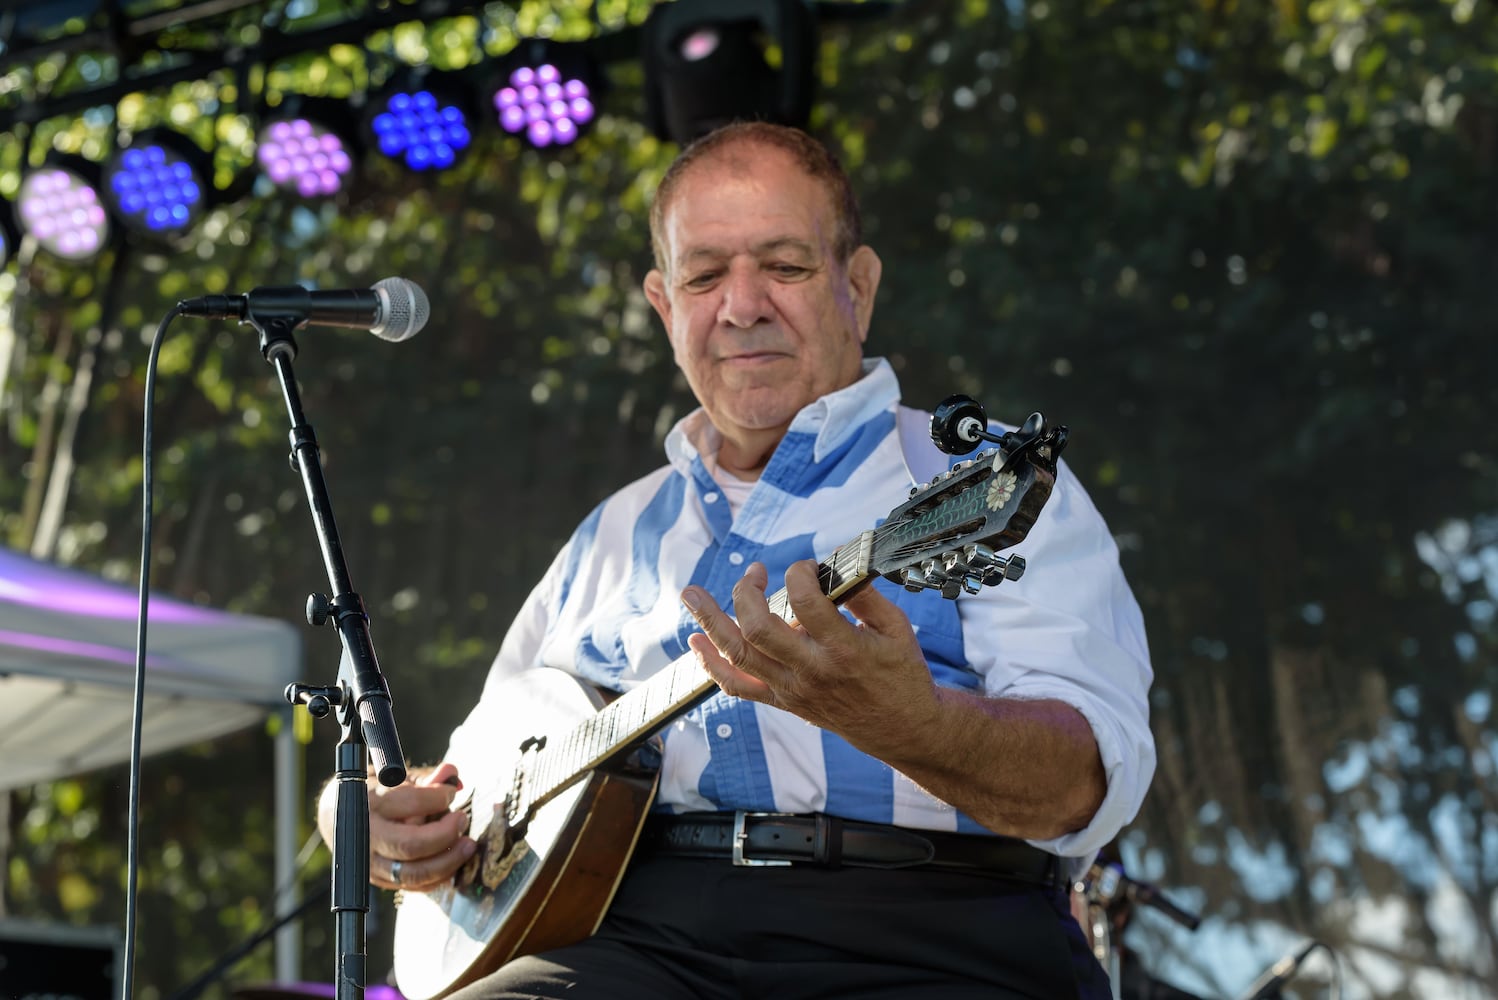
left=446, top=854, right=1111, bottom=1000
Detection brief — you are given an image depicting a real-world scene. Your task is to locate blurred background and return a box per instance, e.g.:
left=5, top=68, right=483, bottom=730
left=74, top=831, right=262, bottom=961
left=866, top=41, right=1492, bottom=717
left=0, top=1, right=1495, bottom=998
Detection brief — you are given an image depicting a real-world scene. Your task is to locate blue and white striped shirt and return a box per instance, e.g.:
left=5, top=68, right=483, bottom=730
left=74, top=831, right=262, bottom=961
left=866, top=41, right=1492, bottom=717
left=451, top=360, right=1154, bottom=866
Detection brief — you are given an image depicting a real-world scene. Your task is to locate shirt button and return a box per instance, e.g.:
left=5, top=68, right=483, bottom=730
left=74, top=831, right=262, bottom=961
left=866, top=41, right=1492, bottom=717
left=716, top=723, right=733, bottom=739
left=703, top=492, right=720, bottom=504
left=728, top=552, right=745, bottom=566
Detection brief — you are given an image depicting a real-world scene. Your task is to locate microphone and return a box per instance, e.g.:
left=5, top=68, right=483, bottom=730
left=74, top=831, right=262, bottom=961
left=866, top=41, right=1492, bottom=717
left=177, top=276, right=430, bottom=342
left=1236, top=940, right=1320, bottom=1000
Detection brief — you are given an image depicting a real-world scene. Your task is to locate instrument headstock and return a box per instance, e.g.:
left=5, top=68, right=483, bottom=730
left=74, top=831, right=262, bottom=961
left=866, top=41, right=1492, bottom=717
left=871, top=404, right=1067, bottom=600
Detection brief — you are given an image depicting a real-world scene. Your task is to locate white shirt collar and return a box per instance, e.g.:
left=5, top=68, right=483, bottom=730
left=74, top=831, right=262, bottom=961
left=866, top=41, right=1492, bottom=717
left=664, top=358, right=899, bottom=476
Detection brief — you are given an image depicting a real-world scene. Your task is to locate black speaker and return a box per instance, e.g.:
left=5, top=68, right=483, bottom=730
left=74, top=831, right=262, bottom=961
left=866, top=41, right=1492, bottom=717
left=0, top=921, right=119, bottom=1000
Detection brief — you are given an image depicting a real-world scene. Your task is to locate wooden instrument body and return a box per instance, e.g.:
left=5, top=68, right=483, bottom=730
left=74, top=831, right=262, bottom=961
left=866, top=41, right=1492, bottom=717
left=391, top=669, right=658, bottom=1000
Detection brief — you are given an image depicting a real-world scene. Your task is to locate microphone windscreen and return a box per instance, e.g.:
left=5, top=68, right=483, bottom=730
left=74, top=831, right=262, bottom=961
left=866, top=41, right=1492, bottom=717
left=372, top=277, right=430, bottom=342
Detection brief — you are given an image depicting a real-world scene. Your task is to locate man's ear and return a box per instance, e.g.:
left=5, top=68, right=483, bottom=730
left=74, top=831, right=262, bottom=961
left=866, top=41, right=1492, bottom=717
left=643, top=269, right=672, bottom=329
left=847, top=245, right=882, bottom=343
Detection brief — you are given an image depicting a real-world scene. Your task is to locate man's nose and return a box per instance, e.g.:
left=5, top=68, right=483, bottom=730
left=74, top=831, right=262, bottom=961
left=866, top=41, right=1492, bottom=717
left=716, top=266, right=774, bottom=328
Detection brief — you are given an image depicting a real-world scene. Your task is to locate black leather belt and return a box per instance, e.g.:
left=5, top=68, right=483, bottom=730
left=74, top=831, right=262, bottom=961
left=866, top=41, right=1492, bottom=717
left=639, top=811, right=1064, bottom=889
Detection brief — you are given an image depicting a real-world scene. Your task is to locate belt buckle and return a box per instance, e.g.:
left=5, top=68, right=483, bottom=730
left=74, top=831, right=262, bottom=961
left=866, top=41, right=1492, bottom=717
left=731, top=810, right=792, bottom=867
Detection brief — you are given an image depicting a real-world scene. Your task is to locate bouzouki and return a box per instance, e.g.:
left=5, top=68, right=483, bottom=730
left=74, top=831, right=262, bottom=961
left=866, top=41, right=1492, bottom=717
left=391, top=413, right=1069, bottom=1000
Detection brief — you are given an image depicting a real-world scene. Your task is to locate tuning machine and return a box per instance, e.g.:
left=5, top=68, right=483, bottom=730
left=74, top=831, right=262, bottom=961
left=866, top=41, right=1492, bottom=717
left=899, top=544, right=1026, bottom=596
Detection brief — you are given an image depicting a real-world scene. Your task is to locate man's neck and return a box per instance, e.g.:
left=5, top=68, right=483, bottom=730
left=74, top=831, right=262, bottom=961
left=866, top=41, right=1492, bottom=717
left=715, top=427, right=788, bottom=482
left=714, top=450, right=769, bottom=482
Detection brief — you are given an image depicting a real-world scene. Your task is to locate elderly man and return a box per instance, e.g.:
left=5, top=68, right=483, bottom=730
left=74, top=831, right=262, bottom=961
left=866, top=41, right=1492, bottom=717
left=322, top=122, right=1154, bottom=1000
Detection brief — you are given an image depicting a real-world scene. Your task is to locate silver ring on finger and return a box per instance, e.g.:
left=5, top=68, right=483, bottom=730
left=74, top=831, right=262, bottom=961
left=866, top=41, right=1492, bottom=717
left=390, top=859, right=403, bottom=886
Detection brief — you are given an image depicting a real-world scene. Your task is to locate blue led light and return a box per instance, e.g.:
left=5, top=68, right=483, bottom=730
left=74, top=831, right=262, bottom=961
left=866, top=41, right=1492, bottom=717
left=370, top=89, right=471, bottom=171
left=105, top=139, right=205, bottom=236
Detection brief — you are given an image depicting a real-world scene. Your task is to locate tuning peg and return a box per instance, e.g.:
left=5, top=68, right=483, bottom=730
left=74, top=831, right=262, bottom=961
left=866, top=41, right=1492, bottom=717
left=963, top=543, right=996, bottom=570
left=1003, top=414, right=1068, bottom=461
left=984, top=555, right=1025, bottom=583
left=901, top=566, right=930, bottom=592
left=920, top=558, right=949, bottom=587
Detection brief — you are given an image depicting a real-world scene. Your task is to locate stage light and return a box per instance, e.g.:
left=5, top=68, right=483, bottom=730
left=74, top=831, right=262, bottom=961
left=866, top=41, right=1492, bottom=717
left=15, top=156, right=110, bottom=262
left=100, top=128, right=211, bottom=241
left=256, top=101, right=359, bottom=198
left=365, top=74, right=474, bottom=172
left=487, top=44, right=600, bottom=150
left=642, top=0, right=819, bottom=145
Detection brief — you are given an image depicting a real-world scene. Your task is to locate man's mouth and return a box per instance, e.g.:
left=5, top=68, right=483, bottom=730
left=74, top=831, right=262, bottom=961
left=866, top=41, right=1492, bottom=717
left=721, top=351, right=788, bottom=365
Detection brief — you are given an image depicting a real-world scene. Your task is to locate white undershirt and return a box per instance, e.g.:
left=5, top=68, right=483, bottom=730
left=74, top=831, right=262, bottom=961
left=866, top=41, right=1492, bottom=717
left=711, top=467, right=756, bottom=515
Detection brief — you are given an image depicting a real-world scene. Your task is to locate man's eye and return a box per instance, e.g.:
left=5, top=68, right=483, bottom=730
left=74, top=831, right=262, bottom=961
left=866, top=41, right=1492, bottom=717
left=771, top=264, right=808, bottom=277
left=684, top=272, right=719, bottom=288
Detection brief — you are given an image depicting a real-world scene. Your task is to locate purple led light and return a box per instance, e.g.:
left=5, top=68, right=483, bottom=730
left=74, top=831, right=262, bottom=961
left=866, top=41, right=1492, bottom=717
left=17, top=168, right=108, bottom=261
left=257, top=118, right=354, bottom=197
left=493, top=63, right=594, bottom=148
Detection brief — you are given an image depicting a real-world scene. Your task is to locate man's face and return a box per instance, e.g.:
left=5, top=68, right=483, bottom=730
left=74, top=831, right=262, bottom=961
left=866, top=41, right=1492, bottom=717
left=643, top=143, right=882, bottom=467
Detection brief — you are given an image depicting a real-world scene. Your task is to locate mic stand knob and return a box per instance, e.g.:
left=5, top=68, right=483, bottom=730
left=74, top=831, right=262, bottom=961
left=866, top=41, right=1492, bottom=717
left=307, top=592, right=333, bottom=627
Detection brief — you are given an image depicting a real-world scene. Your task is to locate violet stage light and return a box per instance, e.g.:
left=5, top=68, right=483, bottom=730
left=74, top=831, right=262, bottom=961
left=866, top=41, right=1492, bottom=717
left=102, top=129, right=211, bottom=240
left=369, top=89, right=472, bottom=171
left=257, top=118, right=356, bottom=198
left=679, top=28, right=722, bottom=62
left=492, top=63, right=596, bottom=149
left=16, top=161, right=110, bottom=262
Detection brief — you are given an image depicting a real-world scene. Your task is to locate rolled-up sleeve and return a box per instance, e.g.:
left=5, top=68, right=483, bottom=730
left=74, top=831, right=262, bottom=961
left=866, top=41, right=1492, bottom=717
left=960, top=460, right=1156, bottom=859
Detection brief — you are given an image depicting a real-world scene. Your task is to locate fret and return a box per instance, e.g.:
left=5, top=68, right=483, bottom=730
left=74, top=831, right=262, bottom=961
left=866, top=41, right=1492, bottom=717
left=767, top=586, right=792, bottom=623
left=575, top=713, right=593, bottom=755
left=564, top=727, right=580, bottom=775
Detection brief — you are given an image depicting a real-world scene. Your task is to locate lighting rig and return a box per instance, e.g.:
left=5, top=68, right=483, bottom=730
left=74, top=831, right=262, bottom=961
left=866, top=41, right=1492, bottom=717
left=0, top=0, right=890, bottom=263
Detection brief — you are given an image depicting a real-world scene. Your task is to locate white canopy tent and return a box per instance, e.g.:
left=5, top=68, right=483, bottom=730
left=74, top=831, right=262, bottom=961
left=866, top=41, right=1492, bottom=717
left=0, top=545, right=308, bottom=980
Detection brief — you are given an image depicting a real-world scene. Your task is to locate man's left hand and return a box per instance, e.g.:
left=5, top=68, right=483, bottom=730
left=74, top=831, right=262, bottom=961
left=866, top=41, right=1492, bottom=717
left=681, top=560, right=938, bottom=758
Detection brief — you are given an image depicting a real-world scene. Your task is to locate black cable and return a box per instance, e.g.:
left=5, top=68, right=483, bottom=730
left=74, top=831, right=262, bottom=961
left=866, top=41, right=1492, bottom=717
left=124, top=303, right=184, bottom=1000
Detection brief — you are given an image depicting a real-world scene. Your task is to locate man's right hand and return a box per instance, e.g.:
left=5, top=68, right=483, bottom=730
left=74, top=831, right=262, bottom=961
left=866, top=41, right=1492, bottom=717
left=318, top=760, right=478, bottom=893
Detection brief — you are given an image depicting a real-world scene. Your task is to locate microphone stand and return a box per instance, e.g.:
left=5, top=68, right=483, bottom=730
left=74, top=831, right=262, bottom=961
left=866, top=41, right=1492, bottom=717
left=251, top=306, right=408, bottom=1000
left=1084, top=862, right=1203, bottom=1000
